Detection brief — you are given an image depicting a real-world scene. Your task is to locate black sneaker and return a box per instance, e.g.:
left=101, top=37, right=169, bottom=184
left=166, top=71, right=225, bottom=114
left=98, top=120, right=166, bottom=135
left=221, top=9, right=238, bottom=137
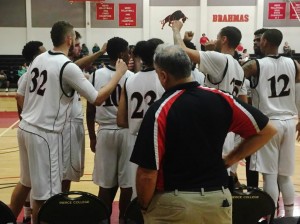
left=22, top=217, right=31, bottom=224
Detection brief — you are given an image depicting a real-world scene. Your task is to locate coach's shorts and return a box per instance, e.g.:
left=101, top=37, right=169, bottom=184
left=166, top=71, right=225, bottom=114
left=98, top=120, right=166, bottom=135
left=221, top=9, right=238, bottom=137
left=250, top=118, right=297, bottom=176
left=62, top=119, right=85, bottom=182
left=18, top=120, right=63, bottom=200
left=93, top=128, right=132, bottom=188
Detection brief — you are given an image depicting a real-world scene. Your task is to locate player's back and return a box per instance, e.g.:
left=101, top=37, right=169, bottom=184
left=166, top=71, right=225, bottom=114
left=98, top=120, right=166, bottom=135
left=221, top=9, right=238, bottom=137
left=203, top=52, right=244, bottom=96
left=22, top=51, right=74, bottom=132
left=126, top=69, right=165, bottom=135
left=251, top=56, right=297, bottom=119
left=92, top=65, right=133, bottom=127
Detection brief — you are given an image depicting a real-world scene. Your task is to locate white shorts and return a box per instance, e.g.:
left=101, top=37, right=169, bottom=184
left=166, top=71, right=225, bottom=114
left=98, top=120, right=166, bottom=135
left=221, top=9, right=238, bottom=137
left=18, top=120, right=63, bottom=200
left=93, top=128, right=133, bottom=188
left=250, top=118, right=297, bottom=176
left=62, top=119, right=85, bottom=182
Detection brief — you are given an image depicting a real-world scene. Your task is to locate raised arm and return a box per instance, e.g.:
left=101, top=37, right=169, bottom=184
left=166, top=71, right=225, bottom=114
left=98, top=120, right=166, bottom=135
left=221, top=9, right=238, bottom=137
left=171, top=20, right=200, bottom=64
left=117, top=85, right=129, bottom=128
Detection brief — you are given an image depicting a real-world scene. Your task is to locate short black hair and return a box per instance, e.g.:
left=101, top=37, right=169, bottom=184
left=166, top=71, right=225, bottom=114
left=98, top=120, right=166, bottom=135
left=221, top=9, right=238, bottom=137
left=254, top=28, right=268, bottom=36
left=219, top=26, right=242, bottom=49
left=50, top=21, right=74, bottom=47
left=262, top=29, right=283, bottom=47
left=75, top=31, right=81, bottom=40
left=106, top=37, right=129, bottom=61
left=22, top=41, right=43, bottom=65
left=134, top=38, right=164, bottom=67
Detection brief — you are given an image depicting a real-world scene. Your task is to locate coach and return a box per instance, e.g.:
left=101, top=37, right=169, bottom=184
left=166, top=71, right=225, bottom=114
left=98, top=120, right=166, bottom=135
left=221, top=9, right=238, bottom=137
left=130, top=44, right=277, bottom=224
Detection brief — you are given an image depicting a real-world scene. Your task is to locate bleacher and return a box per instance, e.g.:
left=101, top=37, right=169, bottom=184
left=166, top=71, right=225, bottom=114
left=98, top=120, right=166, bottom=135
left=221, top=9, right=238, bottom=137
left=0, top=54, right=110, bottom=90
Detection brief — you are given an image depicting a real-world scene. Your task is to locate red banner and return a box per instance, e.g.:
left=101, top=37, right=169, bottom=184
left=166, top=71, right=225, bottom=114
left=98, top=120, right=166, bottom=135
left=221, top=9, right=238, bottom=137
left=268, top=2, right=286, bottom=20
left=96, top=3, right=114, bottom=20
left=119, top=4, right=136, bottom=27
left=290, top=2, right=300, bottom=19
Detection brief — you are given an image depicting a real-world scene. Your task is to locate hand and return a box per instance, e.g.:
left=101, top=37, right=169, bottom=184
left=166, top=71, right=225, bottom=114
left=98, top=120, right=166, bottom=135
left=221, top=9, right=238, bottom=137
left=204, top=40, right=216, bottom=51
left=171, top=20, right=183, bottom=32
left=100, top=43, right=107, bottom=54
left=90, top=138, right=96, bottom=153
left=184, top=31, right=194, bottom=41
left=116, top=59, right=128, bottom=74
left=296, top=122, right=300, bottom=142
left=127, top=58, right=134, bottom=71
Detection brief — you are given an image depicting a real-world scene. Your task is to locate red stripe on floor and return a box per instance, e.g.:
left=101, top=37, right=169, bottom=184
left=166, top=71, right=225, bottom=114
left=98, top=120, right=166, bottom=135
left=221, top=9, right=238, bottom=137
left=0, top=111, right=19, bottom=128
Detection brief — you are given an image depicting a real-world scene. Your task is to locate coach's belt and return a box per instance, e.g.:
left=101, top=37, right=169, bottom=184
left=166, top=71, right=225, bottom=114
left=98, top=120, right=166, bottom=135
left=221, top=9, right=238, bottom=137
left=168, top=186, right=227, bottom=193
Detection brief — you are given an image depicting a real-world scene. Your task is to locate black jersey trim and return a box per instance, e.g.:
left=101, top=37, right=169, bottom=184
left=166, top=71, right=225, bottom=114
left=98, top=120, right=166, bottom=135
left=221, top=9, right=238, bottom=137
left=267, top=55, right=281, bottom=59
left=59, top=61, right=74, bottom=97
left=92, top=70, right=96, bottom=86
left=106, top=65, right=116, bottom=71
left=206, top=57, right=228, bottom=85
left=124, top=78, right=129, bottom=111
left=293, top=59, right=298, bottom=78
left=141, top=67, right=155, bottom=72
left=48, top=50, right=64, bottom=56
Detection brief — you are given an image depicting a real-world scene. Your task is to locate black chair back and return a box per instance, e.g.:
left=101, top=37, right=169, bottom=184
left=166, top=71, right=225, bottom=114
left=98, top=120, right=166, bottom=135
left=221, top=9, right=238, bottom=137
left=273, top=216, right=300, bottom=224
left=0, top=201, right=16, bottom=224
left=38, top=191, right=110, bottom=224
left=124, top=198, right=144, bottom=224
left=232, top=187, right=275, bottom=224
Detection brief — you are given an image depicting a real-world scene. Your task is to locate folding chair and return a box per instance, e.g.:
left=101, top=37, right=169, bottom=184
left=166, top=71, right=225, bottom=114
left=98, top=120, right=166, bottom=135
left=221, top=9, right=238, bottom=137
left=38, top=191, right=110, bottom=224
left=0, top=200, right=16, bottom=224
left=124, top=198, right=144, bottom=224
left=273, top=216, right=300, bottom=224
left=232, top=187, right=275, bottom=224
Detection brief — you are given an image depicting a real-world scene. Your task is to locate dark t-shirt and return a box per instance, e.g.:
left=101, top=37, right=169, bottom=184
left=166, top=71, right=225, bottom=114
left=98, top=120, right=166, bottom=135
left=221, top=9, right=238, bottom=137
left=130, top=82, right=269, bottom=191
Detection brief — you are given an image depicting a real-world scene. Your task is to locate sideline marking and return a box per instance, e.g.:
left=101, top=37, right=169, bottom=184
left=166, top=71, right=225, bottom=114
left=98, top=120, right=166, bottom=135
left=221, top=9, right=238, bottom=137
left=0, top=119, right=20, bottom=138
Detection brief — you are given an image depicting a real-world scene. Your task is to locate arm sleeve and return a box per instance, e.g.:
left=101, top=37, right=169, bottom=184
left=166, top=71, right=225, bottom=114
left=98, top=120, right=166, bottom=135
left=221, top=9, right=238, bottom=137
left=199, top=51, right=227, bottom=82
left=63, top=63, right=98, bottom=104
left=17, top=72, right=28, bottom=96
left=228, top=96, right=269, bottom=139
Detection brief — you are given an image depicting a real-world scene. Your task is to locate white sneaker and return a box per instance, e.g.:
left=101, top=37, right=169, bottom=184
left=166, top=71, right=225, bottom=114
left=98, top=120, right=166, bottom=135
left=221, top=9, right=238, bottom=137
left=5, top=88, right=8, bottom=92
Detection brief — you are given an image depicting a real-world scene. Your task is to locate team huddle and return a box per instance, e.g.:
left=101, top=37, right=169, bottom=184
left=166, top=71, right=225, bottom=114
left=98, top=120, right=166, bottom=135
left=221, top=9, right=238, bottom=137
left=6, top=18, right=300, bottom=224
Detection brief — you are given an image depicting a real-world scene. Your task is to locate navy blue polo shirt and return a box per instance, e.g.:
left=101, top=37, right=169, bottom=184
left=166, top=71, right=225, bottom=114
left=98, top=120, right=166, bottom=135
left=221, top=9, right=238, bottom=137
left=130, top=81, right=269, bottom=191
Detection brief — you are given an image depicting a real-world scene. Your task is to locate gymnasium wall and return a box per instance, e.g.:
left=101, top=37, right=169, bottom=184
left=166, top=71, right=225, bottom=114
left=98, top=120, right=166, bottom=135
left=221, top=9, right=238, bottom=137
left=0, top=0, right=299, bottom=55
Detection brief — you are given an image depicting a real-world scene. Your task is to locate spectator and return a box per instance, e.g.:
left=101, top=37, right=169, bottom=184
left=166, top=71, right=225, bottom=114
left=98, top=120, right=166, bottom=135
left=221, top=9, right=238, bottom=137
left=92, top=43, right=100, bottom=53
left=283, top=41, right=292, bottom=56
left=0, top=70, right=7, bottom=88
left=81, top=43, right=89, bottom=56
left=199, top=33, right=209, bottom=51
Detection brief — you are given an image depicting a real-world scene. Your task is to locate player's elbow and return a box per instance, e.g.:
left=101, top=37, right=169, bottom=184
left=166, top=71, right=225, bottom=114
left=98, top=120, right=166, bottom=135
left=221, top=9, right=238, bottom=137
left=117, top=115, right=128, bottom=128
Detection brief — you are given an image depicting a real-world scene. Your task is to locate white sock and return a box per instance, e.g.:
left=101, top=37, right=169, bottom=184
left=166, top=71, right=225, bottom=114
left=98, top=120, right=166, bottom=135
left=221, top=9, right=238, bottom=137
left=23, top=206, right=32, bottom=218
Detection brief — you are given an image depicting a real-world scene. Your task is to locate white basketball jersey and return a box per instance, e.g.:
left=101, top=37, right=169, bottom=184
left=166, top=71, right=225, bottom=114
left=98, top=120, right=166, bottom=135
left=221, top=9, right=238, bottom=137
left=191, top=68, right=205, bottom=86
left=22, top=51, right=76, bottom=132
left=69, top=91, right=83, bottom=120
left=126, top=69, right=165, bottom=135
left=250, top=56, right=297, bottom=118
left=200, top=51, right=244, bottom=96
left=91, top=65, right=133, bottom=127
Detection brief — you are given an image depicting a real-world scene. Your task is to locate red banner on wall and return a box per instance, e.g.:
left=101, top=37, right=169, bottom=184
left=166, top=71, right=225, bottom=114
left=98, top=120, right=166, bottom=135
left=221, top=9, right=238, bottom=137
left=119, top=4, right=136, bottom=27
left=268, top=2, right=286, bottom=20
left=290, top=2, right=300, bottom=19
left=96, top=3, right=114, bottom=20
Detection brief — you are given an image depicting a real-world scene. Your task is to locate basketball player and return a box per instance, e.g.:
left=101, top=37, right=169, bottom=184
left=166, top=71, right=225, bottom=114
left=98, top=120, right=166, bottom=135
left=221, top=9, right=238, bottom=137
left=86, top=37, right=133, bottom=223
left=242, top=29, right=300, bottom=217
left=117, top=38, right=165, bottom=198
left=9, top=21, right=128, bottom=224
left=15, top=40, right=46, bottom=224
left=61, top=30, right=107, bottom=192
left=171, top=20, right=247, bottom=190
